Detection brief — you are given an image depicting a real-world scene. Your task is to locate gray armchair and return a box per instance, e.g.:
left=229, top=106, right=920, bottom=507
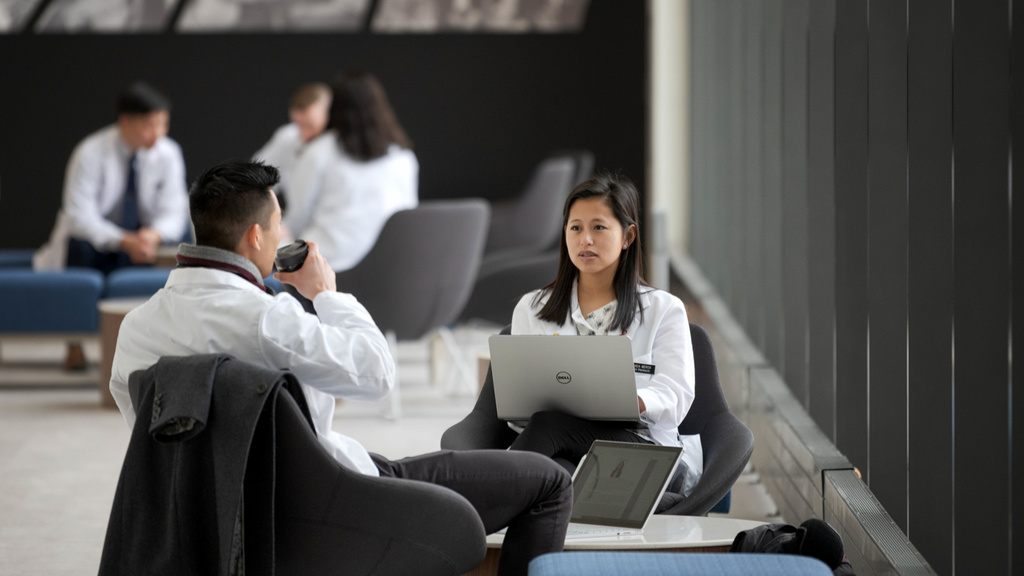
left=440, top=322, right=754, bottom=516
left=335, top=199, right=490, bottom=414
left=274, top=385, right=487, bottom=575
left=458, top=151, right=594, bottom=326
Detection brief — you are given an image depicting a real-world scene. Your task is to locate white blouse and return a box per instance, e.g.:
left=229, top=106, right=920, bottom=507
left=283, top=132, right=418, bottom=271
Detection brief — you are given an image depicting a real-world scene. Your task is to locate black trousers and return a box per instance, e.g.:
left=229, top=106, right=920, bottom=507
left=66, top=237, right=134, bottom=275
left=373, top=449, right=572, bottom=576
left=508, top=410, right=653, bottom=473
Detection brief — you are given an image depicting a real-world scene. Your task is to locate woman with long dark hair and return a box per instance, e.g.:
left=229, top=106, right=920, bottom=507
left=508, top=172, right=703, bottom=495
left=283, top=71, right=417, bottom=272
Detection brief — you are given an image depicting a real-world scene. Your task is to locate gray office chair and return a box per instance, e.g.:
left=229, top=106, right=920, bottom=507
left=335, top=199, right=490, bottom=416
left=274, top=385, right=487, bottom=575
left=483, top=153, right=577, bottom=256
left=440, top=322, right=753, bottom=516
left=458, top=151, right=594, bottom=325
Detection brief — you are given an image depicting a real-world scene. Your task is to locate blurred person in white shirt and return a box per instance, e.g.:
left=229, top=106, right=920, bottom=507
left=282, top=71, right=417, bottom=273
left=252, top=82, right=331, bottom=208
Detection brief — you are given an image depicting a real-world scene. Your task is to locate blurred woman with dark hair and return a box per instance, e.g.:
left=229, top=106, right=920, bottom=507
left=283, top=72, right=417, bottom=272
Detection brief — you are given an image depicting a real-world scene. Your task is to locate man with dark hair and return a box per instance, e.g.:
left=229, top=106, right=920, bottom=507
left=109, top=160, right=572, bottom=576
left=35, top=81, right=188, bottom=273
left=34, top=81, right=189, bottom=370
left=253, top=82, right=331, bottom=201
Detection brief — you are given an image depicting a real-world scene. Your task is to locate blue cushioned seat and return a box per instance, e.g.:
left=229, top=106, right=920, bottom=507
left=104, top=267, right=173, bottom=299
left=0, top=249, right=35, bottom=268
left=528, top=552, right=832, bottom=576
left=0, top=268, right=105, bottom=333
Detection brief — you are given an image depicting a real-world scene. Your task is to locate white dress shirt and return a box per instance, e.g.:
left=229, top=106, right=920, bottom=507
left=283, top=132, right=418, bottom=271
left=512, top=283, right=704, bottom=495
left=253, top=123, right=304, bottom=194
left=33, top=124, right=189, bottom=270
left=109, top=266, right=395, bottom=476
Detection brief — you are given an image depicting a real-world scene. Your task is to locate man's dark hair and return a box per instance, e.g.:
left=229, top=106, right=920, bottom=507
left=189, top=160, right=280, bottom=252
left=117, top=82, right=171, bottom=116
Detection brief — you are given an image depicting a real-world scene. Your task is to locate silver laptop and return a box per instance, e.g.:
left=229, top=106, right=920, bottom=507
left=488, top=335, right=641, bottom=426
left=565, top=440, right=683, bottom=538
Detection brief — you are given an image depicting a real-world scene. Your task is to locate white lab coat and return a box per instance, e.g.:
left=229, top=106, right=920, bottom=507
left=252, top=123, right=304, bottom=194
left=283, top=132, right=418, bottom=271
left=512, top=283, right=704, bottom=494
left=33, top=124, right=188, bottom=270
left=109, top=266, right=395, bottom=476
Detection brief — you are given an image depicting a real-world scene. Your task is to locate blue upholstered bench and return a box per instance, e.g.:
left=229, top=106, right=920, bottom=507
left=0, top=268, right=106, bottom=334
left=106, top=267, right=283, bottom=298
left=0, top=263, right=285, bottom=342
left=104, top=267, right=173, bottom=299
left=0, top=249, right=35, bottom=268
left=528, top=552, right=833, bottom=576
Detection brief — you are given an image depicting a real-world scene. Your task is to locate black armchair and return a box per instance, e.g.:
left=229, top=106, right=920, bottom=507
left=101, top=356, right=487, bottom=576
left=439, top=323, right=754, bottom=516
left=654, top=323, right=754, bottom=515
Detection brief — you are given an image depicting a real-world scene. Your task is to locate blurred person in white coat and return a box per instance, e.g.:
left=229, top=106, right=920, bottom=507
left=252, top=82, right=331, bottom=208
left=33, top=81, right=188, bottom=370
left=282, top=71, right=417, bottom=273
left=34, top=81, right=188, bottom=273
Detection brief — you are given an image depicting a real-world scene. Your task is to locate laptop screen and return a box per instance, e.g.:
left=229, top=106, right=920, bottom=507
left=570, top=440, right=683, bottom=529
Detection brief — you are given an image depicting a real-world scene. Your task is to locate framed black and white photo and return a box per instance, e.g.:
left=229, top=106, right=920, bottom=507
left=35, top=0, right=177, bottom=32
left=177, top=0, right=369, bottom=32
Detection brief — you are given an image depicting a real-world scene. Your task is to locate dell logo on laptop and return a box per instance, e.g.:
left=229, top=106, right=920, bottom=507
left=556, top=371, right=572, bottom=384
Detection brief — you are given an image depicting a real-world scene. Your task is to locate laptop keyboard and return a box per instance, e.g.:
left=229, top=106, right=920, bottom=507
left=564, top=522, right=639, bottom=539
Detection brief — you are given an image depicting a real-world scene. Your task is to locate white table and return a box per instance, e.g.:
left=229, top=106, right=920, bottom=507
left=462, top=515, right=766, bottom=575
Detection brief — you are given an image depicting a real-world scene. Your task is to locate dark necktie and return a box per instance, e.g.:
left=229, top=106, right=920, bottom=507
left=121, top=153, right=140, bottom=231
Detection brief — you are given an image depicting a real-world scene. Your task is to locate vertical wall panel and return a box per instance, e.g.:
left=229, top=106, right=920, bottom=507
left=743, top=1, right=766, bottom=350
left=806, top=0, right=836, bottom=438
left=687, top=0, right=701, bottom=265
left=907, top=0, right=954, bottom=572
left=1012, top=3, right=1024, bottom=572
left=952, top=1, right=1011, bottom=573
left=781, top=0, right=810, bottom=405
left=689, top=0, right=707, bottom=270
left=708, top=1, right=726, bottom=291
left=725, top=0, right=745, bottom=318
left=867, top=0, right=910, bottom=531
left=833, top=0, right=870, bottom=475
left=693, top=0, right=712, bottom=281
left=762, top=0, right=785, bottom=369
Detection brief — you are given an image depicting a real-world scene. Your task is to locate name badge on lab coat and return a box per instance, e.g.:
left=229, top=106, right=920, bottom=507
left=634, top=363, right=655, bottom=375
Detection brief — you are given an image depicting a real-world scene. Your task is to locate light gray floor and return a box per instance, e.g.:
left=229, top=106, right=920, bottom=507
left=0, top=326, right=780, bottom=576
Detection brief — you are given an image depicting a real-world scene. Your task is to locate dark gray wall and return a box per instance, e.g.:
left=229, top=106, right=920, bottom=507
left=0, top=0, right=645, bottom=249
left=688, top=1, right=1021, bottom=574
